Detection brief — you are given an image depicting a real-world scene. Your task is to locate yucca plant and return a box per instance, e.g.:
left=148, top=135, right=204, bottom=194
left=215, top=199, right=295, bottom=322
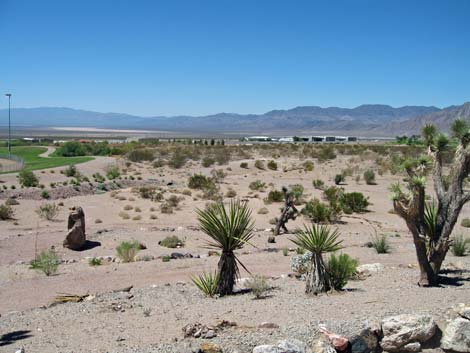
left=196, top=199, right=254, bottom=295
left=371, top=234, right=391, bottom=254
left=191, top=271, right=219, bottom=297
left=291, top=224, right=342, bottom=294
left=451, top=235, right=468, bottom=257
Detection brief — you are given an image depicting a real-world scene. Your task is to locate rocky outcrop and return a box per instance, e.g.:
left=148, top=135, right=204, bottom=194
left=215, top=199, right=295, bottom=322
left=63, top=207, right=86, bottom=250
left=441, top=304, right=470, bottom=352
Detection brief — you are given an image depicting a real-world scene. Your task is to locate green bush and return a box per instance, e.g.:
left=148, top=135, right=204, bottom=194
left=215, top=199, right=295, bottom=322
left=202, top=156, right=215, bottom=168
left=168, top=150, right=187, bottom=169
left=188, top=174, right=212, bottom=189
left=30, top=249, right=60, bottom=276
left=326, top=253, right=358, bottom=290
left=19, top=169, right=39, bottom=187
left=138, top=186, right=157, bottom=200
left=452, top=235, right=468, bottom=256
left=245, top=275, right=270, bottom=299
left=312, top=179, right=325, bottom=190
left=249, top=180, right=266, bottom=191
left=0, top=203, right=15, bottom=220
left=461, top=218, right=470, bottom=227
left=127, top=148, right=154, bottom=162
left=303, top=160, right=314, bottom=171
left=240, top=162, right=249, bottom=169
left=191, top=271, right=219, bottom=297
left=255, top=160, right=265, bottom=170
left=106, top=166, right=120, bottom=180
left=89, top=257, right=102, bottom=266
left=267, top=190, right=284, bottom=203
left=340, top=192, right=369, bottom=214
left=372, top=235, right=391, bottom=254
left=267, top=160, right=278, bottom=170
left=41, top=190, right=50, bottom=199
left=159, top=235, right=184, bottom=248
left=289, top=184, right=304, bottom=203
left=64, top=165, right=78, bottom=177
left=36, top=203, right=60, bottom=221
left=363, top=169, right=376, bottom=185
left=334, top=174, right=345, bottom=185
left=302, top=199, right=336, bottom=223
left=56, top=141, right=86, bottom=157
left=116, top=240, right=141, bottom=262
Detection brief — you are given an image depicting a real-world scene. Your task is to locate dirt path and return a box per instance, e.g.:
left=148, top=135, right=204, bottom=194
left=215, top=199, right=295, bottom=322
left=38, top=146, right=56, bottom=158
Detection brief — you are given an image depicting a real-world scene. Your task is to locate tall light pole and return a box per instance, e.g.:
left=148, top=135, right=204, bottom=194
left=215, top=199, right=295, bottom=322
left=5, top=93, right=11, bottom=159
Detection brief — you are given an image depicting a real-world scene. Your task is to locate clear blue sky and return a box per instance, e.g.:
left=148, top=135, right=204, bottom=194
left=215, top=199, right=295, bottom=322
left=0, top=0, right=469, bottom=116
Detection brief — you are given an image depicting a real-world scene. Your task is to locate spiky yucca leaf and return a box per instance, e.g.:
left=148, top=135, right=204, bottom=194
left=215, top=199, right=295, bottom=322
left=451, top=118, right=470, bottom=143
left=424, top=200, right=438, bottom=239
left=422, top=124, right=437, bottom=146
left=291, top=224, right=342, bottom=255
left=191, top=271, right=219, bottom=297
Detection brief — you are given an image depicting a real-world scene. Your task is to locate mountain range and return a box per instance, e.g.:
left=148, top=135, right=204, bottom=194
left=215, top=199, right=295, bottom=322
left=1, top=103, right=469, bottom=137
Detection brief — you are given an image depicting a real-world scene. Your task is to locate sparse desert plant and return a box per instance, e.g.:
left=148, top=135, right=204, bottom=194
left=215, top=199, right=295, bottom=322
left=291, top=224, right=342, bottom=294
left=30, top=249, right=60, bottom=276
left=168, top=150, right=187, bottom=169
left=363, top=169, right=376, bottom=185
left=160, top=202, right=174, bottom=214
left=210, top=168, right=226, bottom=182
left=371, top=234, right=391, bottom=254
left=159, top=235, right=184, bottom=248
left=451, top=235, right=468, bottom=256
left=301, top=199, right=335, bottom=224
left=334, top=174, right=345, bottom=185
left=202, top=156, right=215, bottom=168
left=313, top=179, right=325, bottom=190
left=340, top=192, right=369, bottom=214
left=289, top=184, right=304, bottom=204
left=162, top=255, right=171, bottom=262
left=240, top=162, right=249, bottom=169
left=64, top=164, right=78, bottom=177
left=116, top=240, right=141, bottom=262
left=149, top=213, right=158, bottom=220
left=282, top=247, right=289, bottom=256
left=225, top=188, right=237, bottom=198
left=95, top=218, right=103, bottom=224
left=461, top=218, right=470, bottom=228
left=138, top=186, right=157, bottom=200
left=196, top=200, right=254, bottom=296
left=19, top=169, right=39, bottom=187
left=127, top=148, right=154, bottom=162
left=245, top=275, right=270, bottom=299
left=258, top=207, right=269, bottom=215
left=266, top=190, right=284, bottom=203
left=188, top=174, right=212, bottom=189
left=36, top=203, right=60, bottom=221
left=123, top=204, right=133, bottom=211
left=255, top=160, right=265, bottom=170
left=41, top=190, right=50, bottom=199
left=132, top=215, right=142, bottom=221
left=5, top=197, right=19, bottom=206
left=0, top=203, right=15, bottom=220
left=119, top=211, right=130, bottom=219
left=249, top=180, right=266, bottom=191
left=106, top=165, right=120, bottom=180
left=191, top=271, right=219, bottom=297
left=267, top=160, right=278, bottom=170
left=89, top=257, right=102, bottom=266
left=303, top=160, right=314, bottom=172
left=134, top=207, right=142, bottom=212
left=326, top=253, right=358, bottom=290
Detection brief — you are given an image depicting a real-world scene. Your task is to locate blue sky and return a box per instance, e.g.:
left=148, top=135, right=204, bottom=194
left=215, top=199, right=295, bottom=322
left=0, top=0, right=469, bottom=116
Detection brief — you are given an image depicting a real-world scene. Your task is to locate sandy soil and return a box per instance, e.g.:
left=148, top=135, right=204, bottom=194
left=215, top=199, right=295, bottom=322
left=0, top=151, right=469, bottom=352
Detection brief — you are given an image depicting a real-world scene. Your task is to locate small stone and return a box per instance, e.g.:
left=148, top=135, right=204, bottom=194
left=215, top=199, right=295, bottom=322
left=200, top=343, right=222, bottom=353
left=259, top=322, right=280, bottom=329
left=204, top=330, right=216, bottom=339
left=267, top=236, right=276, bottom=243
left=403, top=342, right=421, bottom=352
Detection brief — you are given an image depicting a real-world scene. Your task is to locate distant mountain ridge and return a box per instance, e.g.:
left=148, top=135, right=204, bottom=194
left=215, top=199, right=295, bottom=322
left=0, top=103, right=468, bottom=136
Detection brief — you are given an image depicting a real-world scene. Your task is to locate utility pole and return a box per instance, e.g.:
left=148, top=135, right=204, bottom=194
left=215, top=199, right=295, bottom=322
left=5, top=93, right=12, bottom=158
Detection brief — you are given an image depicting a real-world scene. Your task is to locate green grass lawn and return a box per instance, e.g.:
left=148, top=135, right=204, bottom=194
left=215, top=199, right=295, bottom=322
left=0, top=146, right=94, bottom=172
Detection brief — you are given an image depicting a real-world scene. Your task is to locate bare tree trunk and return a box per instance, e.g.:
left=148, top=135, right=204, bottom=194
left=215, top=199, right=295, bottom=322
left=305, top=252, right=331, bottom=295
left=217, top=251, right=237, bottom=296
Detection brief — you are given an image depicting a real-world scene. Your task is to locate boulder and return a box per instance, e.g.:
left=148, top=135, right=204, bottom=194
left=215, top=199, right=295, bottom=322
left=253, top=346, right=279, bottom=353
left=253, top=340, right=306, bottom=353
left=350, top=325, right=380, bottom=353
left=441, top=317, right=470, bottom=352
left=356, top=263, right=384, bottom=275
left=63, top=207, right=86, bottom=250
left=380, top=314, right=436, bottom=352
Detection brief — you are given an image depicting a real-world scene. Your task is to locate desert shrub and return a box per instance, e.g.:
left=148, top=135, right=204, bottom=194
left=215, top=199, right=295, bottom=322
left=5, top=197, right=19, bottom=206
left=41, top=190, right=50, bottom=199
left=255, top=160, right=265, bottom=170
left=202, top=156, right=215, bottom=168
left=258, top=207, right=269, bottom=214
left=341, top=167, right=354, bottom=177
left=313, top=179, right=325, bottom=190
left=19, top=170, right=39, bottom=187
left=289, top=184, right=304, bottom=203
left=152, top=159, right=166, bottom=168
left=119, top=211, right=130, bottom=219
left=0, top=203, right=15, bottom=220
left=168, top=150, right=187, bottom=169
left=30, top=249, right=60, bottom=276
left=334, top=174, right=345, bottom=185
left=134, top=207, right=142, bottom=212
left=326, top=253, right=358, bottom=290
left=303, top=160, right=314, bottom=172
left=340, top=192, right=369, bottom=214
left=267, top=160, right=278, bottom=170
left=210, top=169, right=226, bottom=182
left=106, top=166, right=120, bottom=180
left=191, top=271, right=219, bottom=297
left=64, top=164, right=78, bottom=177
left=245, top=275, right=270, bottom=299
left=188, top=174, right=212, bottom=189
left=95, top=218, right=103, bottom=224
left=461, top=218, right=470, bottom=227
left=138, top=186, right=157, bottom=200
left=302, top=199, right=335, bottom=223
left=36, top=203, right=60, bottom=221
left=363, top=169, right=376, bottom=185
left=123, top=204, right=133, bottom=211
left=159, top=235, right=184, bottom=248
left=89, top=257, right=102, bottom=266
left=267, top=190, right=284, bottom=203
left=92, top=172, right=105, bottom=183
left=160, top=203, right=173, bottom=214
left=282, top=247, right=289, bottom=256
left=372, top=235, right=391, bottom=254
left=132, top=215, right=142, bottom=221
left=215, top=149, right=231, bottom=165
left=116, top=240, right=141, bottom=262
left=225, top=188, right=237, bottom=198
left=316, top=145, right=336, bottom=161
left=452, top=235, right=468, bottom=256
left=127, top=148, right=154, bottom=162
left=240, top=162, right=249, bottom=169
left=150, top=213, right=158, bottom=220
left=166, top=195, right=183, bottom=207
left=249, top=180, right=266, bottom=191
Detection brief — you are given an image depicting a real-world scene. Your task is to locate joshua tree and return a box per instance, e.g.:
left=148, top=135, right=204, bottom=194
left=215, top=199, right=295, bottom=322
left=196, top=200, right=254, bottom=295
left=391, top=119, right=470, bottom=286
left=274, top=186, right=299, bottom=235
left=291, top=224, right=342, bottom=294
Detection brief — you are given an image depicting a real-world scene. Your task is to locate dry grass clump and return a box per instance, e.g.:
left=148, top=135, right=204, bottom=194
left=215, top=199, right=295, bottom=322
left=36, top=203, right=60, bottom=221
left=0, top=203, right=15, bottom=220
left=258, top=207, right=269, bottom=215
left=119, top=211, right=131, bottom=220
left=123, top=204, right=133, bottom=211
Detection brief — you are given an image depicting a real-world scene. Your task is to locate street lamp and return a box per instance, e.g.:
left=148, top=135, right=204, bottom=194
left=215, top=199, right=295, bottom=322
left=5, top=93, right=11, bottom=159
